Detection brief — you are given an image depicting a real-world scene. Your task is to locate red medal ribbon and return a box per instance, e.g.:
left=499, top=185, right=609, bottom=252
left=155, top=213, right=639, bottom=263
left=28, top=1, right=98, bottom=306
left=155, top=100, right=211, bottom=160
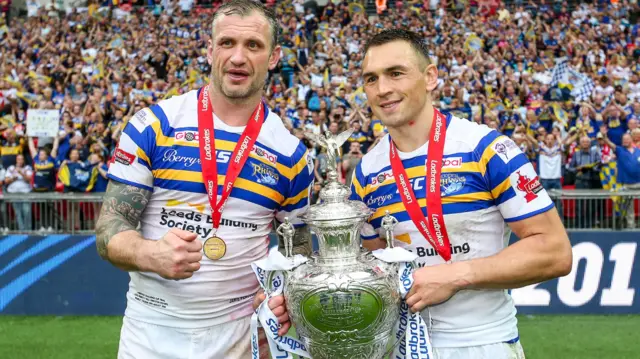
left=197, top=85, right=265, bottom=231
left=389, top=109, right=452, bottom=261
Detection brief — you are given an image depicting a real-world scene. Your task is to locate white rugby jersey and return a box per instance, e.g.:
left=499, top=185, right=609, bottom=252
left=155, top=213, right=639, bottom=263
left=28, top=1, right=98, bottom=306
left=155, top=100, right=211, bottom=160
left=350, top=114, right=554, bottom=347
left=108, top=89, right=314, bottom=328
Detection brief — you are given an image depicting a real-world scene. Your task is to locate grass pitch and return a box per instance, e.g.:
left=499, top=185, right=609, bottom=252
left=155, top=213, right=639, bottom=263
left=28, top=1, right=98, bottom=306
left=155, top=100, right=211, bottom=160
left=0, top=315, right=638, bottom=358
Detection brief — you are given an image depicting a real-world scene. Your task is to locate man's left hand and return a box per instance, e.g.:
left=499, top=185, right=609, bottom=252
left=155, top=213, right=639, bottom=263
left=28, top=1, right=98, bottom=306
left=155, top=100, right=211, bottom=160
left=405, top=263, right=467, bottom=313
left=253, top=290, right=291, bottom=336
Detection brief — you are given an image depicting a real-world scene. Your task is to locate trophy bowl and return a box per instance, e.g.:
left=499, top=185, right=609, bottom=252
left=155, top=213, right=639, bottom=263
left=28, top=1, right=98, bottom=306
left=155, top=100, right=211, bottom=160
left=273, top=130, right=404, bottom=358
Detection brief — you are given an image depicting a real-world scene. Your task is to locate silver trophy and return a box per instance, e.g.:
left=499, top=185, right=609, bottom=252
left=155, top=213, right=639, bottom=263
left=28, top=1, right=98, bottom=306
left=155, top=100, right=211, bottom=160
left=274, top=130, right=403, bottom=358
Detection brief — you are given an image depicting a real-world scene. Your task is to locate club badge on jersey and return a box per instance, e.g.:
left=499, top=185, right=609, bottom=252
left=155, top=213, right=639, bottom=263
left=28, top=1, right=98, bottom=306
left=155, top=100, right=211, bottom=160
left=197, top=84, right=266, bottom=260
left=389, top=108, right=452, bottom=261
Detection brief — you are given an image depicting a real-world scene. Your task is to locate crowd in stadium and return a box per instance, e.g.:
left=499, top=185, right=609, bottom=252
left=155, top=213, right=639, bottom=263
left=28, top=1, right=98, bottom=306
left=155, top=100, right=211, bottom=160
left=0, top=0, right=639, bottom=231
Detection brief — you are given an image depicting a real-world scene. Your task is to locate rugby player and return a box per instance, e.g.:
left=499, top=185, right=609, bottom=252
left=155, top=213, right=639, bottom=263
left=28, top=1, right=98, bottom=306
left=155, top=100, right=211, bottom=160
left=96, top=1, right=313, bottom=357
left=346, top=29, right=573, bottom=359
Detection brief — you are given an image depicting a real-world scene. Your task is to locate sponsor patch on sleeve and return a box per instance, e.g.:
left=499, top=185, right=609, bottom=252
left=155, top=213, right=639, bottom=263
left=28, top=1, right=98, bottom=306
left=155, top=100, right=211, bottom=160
left=492, top=137, right=521, bottom=163
left=510, top=166, right=543, bottom=203
left=114, top=148, right=136, bottom=166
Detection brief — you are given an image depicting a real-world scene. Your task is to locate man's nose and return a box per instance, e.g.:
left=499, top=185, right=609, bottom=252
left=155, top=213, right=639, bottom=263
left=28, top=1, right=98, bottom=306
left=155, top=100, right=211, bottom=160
left=375, top=76, right=393, bottom=99
left=229, top=46, right=247, bottom=67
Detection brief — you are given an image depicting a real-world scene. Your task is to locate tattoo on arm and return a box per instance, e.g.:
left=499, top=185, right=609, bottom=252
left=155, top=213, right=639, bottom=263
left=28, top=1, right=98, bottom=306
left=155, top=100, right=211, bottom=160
left=96, top=181, right=152, bottom=260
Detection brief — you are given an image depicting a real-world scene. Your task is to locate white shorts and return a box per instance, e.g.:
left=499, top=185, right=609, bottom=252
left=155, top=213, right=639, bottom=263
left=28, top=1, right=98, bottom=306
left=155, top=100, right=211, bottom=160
left=118, top=316, right=269, bottom=359
left=433, top=339, right=525, bottom=359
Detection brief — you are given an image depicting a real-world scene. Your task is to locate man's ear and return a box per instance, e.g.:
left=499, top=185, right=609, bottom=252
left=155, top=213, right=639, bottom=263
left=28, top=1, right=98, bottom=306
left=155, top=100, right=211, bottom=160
left=424, top=64, right=438, bottom=92
left=268, top=45, right=282, bottom=71
left=206, top=39, right=213, bottom=66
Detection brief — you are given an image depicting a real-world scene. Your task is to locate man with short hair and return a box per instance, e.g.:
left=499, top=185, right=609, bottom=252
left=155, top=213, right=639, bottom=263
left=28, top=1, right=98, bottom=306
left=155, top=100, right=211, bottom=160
left=348, top=29, right=571, bottom=358
left=536, top=133, right=564, bottom=191
left=568, top=135, right=603, bottom=227
left=96, top=1, right=313, bottom=357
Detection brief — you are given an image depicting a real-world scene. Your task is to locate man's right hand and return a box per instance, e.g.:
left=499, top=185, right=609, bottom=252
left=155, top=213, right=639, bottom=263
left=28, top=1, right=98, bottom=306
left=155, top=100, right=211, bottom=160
left=253, top=290, right=291, bottom=336
left=148, top=228, right=203, bottom=280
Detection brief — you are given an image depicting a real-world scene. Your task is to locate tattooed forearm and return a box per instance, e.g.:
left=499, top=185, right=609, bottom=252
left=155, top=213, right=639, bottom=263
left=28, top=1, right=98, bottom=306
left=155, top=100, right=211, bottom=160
left=96, top=181, right=152, bottom=260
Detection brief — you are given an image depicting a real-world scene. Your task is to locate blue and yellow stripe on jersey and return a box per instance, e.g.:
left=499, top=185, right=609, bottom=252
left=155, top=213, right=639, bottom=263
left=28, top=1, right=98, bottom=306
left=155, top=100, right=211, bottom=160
left=122, top=102, right=312, bottom=212
left=350, top=129, right=530, bottom=235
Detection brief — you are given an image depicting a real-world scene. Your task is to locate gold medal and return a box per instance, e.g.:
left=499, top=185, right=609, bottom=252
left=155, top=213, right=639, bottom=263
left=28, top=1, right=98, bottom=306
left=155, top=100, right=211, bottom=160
left=203, top=236, right=226, bottom=260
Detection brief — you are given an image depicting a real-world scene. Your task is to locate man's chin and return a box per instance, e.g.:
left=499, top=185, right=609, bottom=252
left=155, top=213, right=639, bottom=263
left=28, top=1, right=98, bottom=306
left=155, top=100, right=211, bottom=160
left=221, top=82, right=262, bottom=100
left=221, top=87, right=255, bottom=101
left=379, top=114, right=407, bottom=129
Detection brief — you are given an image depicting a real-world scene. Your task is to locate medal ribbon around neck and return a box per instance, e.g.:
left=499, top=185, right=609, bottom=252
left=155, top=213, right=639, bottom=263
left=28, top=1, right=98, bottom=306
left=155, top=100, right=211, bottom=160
left=197, top=85, right=265, bottom=236
left=388, top=108, right=452, bottom=261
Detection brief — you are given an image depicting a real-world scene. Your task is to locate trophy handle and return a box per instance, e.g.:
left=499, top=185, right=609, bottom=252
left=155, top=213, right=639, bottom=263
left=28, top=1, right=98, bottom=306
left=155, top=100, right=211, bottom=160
left=277, top=217, right=295, bottom=258
left=381, top=210, right=397, bottom=249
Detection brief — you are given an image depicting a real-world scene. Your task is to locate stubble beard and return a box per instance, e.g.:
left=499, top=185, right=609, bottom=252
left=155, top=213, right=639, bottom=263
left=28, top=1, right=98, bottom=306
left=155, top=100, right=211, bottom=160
left=212, top=69, right=264, bottom=103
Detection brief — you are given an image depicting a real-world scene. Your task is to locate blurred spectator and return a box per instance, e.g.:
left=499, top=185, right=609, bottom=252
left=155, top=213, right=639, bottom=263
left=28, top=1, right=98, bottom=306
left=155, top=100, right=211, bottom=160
left=602, top=131, right=640, bottom=228
left=534, top=133, right=564, bottom=191
left=1, top=129, right=25, bottom=169
left=91, top=153, right=109, bottom=193
left=28, top=136, right=59, bottom=193
left=4, top=154, right=33, bottom=230
left=314, top=146, right=330, bottom=183
left=28, top=135, right=60, bottom=231
left=57, top=150, right=97, bottom=193
left=0, top=0, right=11, bottom=25
left=310, top=180, right=322, bottom=205
left=568, top=135, right=603, bottom=227
left=342, top=141, right=363, bottom=188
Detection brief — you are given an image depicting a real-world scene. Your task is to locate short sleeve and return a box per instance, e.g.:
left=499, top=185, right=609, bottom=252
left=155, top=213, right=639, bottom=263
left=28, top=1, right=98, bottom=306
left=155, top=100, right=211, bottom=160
left=107, top=109, right=156, bottom=192
left=275, top=144, right=314, bottom=228
left=477, top=131, right=554, bottom=222
left=348, top=162, right=378, bottom=240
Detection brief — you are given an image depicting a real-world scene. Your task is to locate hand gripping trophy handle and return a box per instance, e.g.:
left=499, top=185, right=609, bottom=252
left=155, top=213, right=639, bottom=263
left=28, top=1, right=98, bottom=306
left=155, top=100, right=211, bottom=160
left=277, top=217, right=295, bottom=258
left=381, top=210, right=398, bottom=248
